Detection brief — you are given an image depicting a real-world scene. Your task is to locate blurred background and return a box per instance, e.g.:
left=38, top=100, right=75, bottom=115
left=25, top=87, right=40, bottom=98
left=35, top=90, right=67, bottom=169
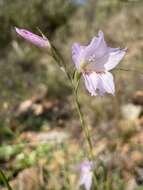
left=0, top=0, right=143, bottom=189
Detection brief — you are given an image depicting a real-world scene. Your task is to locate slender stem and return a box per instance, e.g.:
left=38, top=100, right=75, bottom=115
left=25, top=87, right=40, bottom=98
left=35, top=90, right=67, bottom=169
left=74, top=89, right=94, bottom=160
left=74, top=91, right=99, bottom=188
left=51, top=47, right=94, bottom=160
left=50, top=46, right=98, bottom=188
left=0, top=168, right=13, bottom=190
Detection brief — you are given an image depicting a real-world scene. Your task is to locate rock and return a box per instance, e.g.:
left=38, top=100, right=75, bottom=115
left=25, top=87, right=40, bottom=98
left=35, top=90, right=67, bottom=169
left=35, top=131, right=70, bottom=144
left=130, top=131, right=143, bottom=144
left=126, top=178, right=137, bottom=190
left=121, top=104, right=141, bottom=120
left=16, top=130, right=70, bottom=145
left=17, top=100, right=33, bottom=115
left=130, top=151, right=143, bottom=164
left=32, top=104, right=44, bottom=116
left=132, top=90, right=143, bottom=105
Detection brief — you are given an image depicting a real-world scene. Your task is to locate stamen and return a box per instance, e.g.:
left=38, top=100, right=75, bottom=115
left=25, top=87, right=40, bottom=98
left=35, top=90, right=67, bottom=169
left=83, top=69, right=92, bottom=75
left=88, top=54, right=96, bottom=63
left=96, top=71, right=105, bottom=74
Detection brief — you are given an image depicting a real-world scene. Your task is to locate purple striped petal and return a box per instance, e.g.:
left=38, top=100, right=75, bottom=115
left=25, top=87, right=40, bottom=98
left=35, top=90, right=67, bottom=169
left=79, top=170, right=93, bottom=190
left=98, top=72, right=115, bottom=95
left=15, top=27, right=50, bottom=49
left=105, top=48, right=127, bottom=71
left=83, top=72, right=115, bottom=96
left=72, top=43, right=81, bottom=69
left=84, top=30, right=108, bottom=60
left=77, top=161, right=94, bottom=190
left=83, top=73, right=98, bottom=96
left=72, top=43, right=86, bottom=69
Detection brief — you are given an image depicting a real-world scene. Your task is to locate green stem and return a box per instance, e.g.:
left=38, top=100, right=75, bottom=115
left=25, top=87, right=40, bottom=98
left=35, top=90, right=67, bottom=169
left=52, top=47, right=94, bottom=160
left=74, top=90, right=94, bottom=160
left=0, top=168, right=13, bottom=190
left=51, top=46, right=98, bottom=188
left=73, top=86, right=99, bottom=188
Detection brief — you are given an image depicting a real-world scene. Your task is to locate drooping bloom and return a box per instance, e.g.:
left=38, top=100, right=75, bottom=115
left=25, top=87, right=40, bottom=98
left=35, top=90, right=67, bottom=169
left=77, top=161, right=94, bottom=190
left=15, top=27, right=51, bottom=49
left=72, top=31, right=127, bottom=96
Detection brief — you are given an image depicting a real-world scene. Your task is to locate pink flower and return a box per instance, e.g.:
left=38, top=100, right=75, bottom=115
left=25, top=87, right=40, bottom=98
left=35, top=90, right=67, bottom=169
left=15, top=27, right=51, bottom=49
left=72, top=31, right=127, bottom=96
left=77, top=161, right=94, bottom=190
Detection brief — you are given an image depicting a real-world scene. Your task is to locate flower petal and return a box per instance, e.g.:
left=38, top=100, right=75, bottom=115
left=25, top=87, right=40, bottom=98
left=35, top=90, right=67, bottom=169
left=86, top=52, right=109, bottom=72
left=79, top=161, right=94, bottom=171
left=84, top=30, right=108, bottom=59
left=87, top=37, right=99, bottom=53
left=83, top=73, right=98, bottom=96
left=98, top=72, right=115, bottom=95
left=108, top=47, right=120, bottom=52
left=105, top=48, right=127, bottom=71
left=15, top=27, right=50, bottom=48
left=77, top=161, right=93, bottom=190
left=96, top=30, right=108, bottom=56
left=79, top=171, right=93, bottom=190
left=72, top=43, right=81, bottom=69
